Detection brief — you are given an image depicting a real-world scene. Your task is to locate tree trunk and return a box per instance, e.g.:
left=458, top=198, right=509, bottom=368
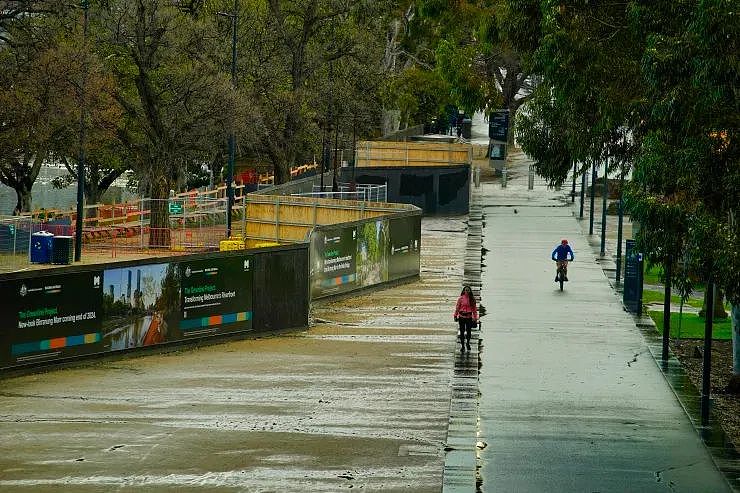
left=700, top=287, right=728, bottom=319
left=13, top=186, right=32, bottom=215
left=148, top=176, right=171, bottom=247
left=274, top=157, right=289, bottom=185
left=729, top=305, right=740, bottom=393
left=381, top=109, right=400, bottom=136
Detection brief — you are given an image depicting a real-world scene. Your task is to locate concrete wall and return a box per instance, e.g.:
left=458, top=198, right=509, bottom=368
left=342, top=165, right=471, bottom=215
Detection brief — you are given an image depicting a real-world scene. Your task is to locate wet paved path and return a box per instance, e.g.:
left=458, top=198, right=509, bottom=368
left=476, top=154, right=732, bottom=492
left=0, top=218, right=467, bottom=492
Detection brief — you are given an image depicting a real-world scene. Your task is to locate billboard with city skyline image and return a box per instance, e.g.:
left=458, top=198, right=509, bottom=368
left=100, top=263, right=181, bottom=351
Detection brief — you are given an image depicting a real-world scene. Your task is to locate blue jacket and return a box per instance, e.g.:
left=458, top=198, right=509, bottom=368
left=552, top=244, right=574, bottom=261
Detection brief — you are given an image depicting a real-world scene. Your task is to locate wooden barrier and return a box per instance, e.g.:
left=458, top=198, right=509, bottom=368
left=355, top=140, right=472, bottom=168
left=239, top=194, right=411, bottom=244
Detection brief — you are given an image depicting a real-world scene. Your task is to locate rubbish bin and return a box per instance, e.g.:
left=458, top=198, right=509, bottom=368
left=461, top=118, right=472, bottom=139
left=30, top=231, right=54, bottom=263
left=51, top=235, right=74, bottom=265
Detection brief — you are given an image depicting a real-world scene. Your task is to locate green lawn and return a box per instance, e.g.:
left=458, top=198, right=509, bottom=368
left=643, top=264, right=664, bottom=285
left=648, top=311, right=732, bottom=340
left=641, top=290, right=704, bottom=309
left=642, top=262, right=706, bottom=291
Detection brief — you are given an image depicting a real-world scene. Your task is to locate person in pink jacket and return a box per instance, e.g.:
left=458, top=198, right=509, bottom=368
left=454, top=285, right=478, bottom=352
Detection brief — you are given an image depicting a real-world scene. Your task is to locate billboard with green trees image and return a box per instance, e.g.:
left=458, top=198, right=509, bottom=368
left=357, top=219, right=389, bottom=287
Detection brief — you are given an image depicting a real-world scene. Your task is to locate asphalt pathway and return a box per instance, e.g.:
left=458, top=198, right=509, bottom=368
left=476, top=155, right=731, bottom=492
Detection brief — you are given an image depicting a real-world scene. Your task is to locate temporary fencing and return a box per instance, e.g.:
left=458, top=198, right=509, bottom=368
left=0, top=197, right=228, bottom=272
left=81, top=197, right=228, bottom=256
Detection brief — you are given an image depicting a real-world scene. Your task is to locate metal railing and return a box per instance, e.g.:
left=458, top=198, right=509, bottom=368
left=299, top=183, right=388, bottom=202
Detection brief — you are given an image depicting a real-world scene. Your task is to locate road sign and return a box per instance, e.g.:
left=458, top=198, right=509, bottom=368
left=488, top=110, right=509, bottom=142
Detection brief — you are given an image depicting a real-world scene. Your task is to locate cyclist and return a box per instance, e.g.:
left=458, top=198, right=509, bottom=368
left=551, top=239, right=575, bottom=282
left=454, top=285, right=478, bottom=352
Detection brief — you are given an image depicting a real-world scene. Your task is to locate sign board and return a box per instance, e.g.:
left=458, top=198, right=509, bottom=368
left=168, top=201, right=183, bottom=214
left=1, top=251, right=258, bottom=369
left=1, top=270, right=104, bottom=366
left=179, top=255, right=253, bottom=335
left=488, top=110, right=509, bottom=142
left=623, top=239, right=644, bottom=313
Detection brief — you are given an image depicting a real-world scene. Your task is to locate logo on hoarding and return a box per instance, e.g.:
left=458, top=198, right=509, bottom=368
left=19, top=284, right=27, bottom=297
left=93, top=275, right=100, bottom=287
left=244, top=259, right=250, bottom=270
left=185, top=266, right=192, bottom=278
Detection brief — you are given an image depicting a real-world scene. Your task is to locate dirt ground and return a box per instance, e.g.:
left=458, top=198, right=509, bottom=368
left=671, top=339, right=740, bottom=447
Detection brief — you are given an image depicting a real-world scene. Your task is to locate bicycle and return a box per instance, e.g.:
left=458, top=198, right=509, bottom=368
left=554, top=259, right=572, bottom=291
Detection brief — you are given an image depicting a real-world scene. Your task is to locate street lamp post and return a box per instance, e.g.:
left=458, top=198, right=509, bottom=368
left=600, top=160, right=608, bottom=256
left=218, top=1, right=238, bottom=237
left=75, top=0, right=89, bottom=262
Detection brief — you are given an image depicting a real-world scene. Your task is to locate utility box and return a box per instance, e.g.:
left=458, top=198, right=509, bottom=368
left=461, top=118, right=472, bottom=139
left=51, top=235, right=74, bottom=265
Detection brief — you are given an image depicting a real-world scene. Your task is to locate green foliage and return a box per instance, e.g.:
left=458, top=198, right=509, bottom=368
left=435, top=39, right=489, bottom=113
left=627, top=0, right=738, bottom=301
left=414, top=0, right=531, bottom=119
left=390, top=66, right=452, bottom=128
left=503, top=0, right=737, bottom=305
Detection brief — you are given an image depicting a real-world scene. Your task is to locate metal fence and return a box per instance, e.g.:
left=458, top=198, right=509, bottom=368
left=82, top=197, right=228, bottom=256
left=298, top=183, right=388, bottom=202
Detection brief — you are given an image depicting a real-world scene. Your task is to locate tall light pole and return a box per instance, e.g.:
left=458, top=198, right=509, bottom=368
left=75, top=0, right=89, bottom=262
left=218, top=1, right=238, bottom=237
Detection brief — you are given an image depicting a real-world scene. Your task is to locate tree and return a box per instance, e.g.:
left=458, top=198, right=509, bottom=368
left=628, top=0, right=737, bottom=302
left=238, top=0, right=391, bottom=184
left=0, top=4, right=79, bottom=213
left=413, top=0, right=535, bottom=135
left=48, top=35, right=127, bottom=212
left=97, top=0, right=239, bottom=245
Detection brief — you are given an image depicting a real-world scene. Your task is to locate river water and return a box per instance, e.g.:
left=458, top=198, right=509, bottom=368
left=0, top=166, right=135, bottom=215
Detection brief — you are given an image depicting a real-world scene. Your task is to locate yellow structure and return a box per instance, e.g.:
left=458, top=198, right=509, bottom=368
left=354, top=140, right=472, bottom=168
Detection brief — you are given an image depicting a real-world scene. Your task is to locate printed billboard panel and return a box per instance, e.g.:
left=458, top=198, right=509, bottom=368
left=1, top=271, right=103, bottom=366
left=389, top=215, right=422, bottom=280
left=0, top=248, right=301, bottom=369
left=356, top=219, right=389, bottom=287
left=310, top=226, right=357, bottom=298
left=101, top=263, right=181, bottom=351
left=179, top=255, right=253, bottom=337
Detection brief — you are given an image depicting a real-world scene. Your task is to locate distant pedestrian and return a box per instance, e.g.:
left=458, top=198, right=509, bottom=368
left=454, top=285, right=478, bottom=352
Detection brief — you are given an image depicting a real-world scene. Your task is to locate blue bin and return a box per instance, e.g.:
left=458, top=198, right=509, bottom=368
left=30, top=231, right=54, bottom=263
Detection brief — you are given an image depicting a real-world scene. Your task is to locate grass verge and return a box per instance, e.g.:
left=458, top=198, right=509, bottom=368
left=648, top=310, right=731, bottom=340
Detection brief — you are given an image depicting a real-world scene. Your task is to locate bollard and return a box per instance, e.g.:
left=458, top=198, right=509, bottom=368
left=473, top=167, right=480, bottom=188
left=501, top=167, right=507, bottom=188
left=528, top=165, right=534, bottom=190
